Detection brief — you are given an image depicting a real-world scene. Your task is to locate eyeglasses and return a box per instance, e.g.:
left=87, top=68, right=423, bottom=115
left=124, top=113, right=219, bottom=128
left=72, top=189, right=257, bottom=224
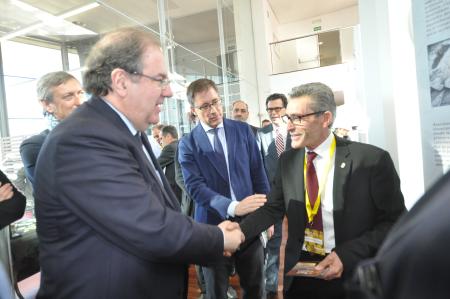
left=131, top=72, right=171, bottom=88
left=194, top=99, right=222, bottom=112
left=281, top=111, right=326, bottom=125
left=266, top=107, right=284, bottom=113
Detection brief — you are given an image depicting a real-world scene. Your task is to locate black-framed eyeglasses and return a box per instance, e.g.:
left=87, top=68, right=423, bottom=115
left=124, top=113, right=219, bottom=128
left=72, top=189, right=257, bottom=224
left=130, top=71, right=171, bottom=88
left=194, top=99, right=222, bottom=112
left=281, top=111, right=326, bottom=125
left=266, top=107, right=284, bottom=113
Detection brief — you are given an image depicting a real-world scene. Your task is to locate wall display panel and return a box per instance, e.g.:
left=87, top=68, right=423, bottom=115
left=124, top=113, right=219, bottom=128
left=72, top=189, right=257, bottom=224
left=411, top=0, right=450, bottom=187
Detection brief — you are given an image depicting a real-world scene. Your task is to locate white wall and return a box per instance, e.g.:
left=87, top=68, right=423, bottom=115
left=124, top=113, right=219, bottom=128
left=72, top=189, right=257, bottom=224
left=277, top=6, right=359, bottom=40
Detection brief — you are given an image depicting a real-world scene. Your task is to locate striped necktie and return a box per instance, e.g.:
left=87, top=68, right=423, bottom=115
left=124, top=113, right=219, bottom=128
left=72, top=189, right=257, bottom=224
left=275, top=127, right=285, bottom=157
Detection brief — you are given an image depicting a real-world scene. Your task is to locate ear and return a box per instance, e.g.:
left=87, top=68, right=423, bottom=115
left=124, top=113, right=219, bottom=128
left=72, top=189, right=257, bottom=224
left=110, top=68, right=129, bottom=97
left=40, top=99, right=54, bottom=114
left=190, top=107, right=196, bottom=116
left=323, top=111, right=333, bottom=128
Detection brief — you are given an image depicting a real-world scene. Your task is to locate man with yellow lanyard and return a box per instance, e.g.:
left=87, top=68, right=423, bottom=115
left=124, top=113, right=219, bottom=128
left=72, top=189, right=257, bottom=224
left=239, top=82, right=406, bottom=299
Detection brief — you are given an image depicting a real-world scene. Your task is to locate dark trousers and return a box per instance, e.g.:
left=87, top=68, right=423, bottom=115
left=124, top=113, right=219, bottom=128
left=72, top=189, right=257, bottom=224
left=284, top=276, right=346, bottom=299
left=203, top=238, right=264, bottom=299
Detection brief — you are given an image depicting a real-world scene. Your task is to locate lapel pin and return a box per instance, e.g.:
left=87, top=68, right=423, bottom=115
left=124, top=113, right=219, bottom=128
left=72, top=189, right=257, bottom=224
left=340, top=162, right=346, bottom=168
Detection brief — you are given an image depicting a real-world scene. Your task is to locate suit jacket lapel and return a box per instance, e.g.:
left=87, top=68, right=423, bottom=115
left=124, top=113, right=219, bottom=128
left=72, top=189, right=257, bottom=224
left=333, top=136, right=351, bottom=211
left=140, top=134, right=180, bottom=210
left=223, top=119, right=236, bottom=178
left=88, top=97, right=179, bottom=211
left=266, top=126, right=278, bottom=160
left=287, top=148, right=306, bottom=204
left=193, top=125, right=229, bottom=183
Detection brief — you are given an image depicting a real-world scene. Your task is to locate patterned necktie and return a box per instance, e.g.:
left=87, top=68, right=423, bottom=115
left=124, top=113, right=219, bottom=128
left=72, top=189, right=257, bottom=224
left=275, top=128, right=285, bottom=157
left=306, top=151, right=323, bottom=230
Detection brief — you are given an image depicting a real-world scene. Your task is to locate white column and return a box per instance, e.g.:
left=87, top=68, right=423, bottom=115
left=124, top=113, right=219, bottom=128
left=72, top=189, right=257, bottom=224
left=233, top=0, right=271, bottom=126
left=358, top=0, right=424, bottom=208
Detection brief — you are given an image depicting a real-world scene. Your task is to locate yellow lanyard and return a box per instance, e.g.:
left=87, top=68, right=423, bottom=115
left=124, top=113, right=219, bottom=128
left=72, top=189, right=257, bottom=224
left=303, top=136, right=336, bottom=223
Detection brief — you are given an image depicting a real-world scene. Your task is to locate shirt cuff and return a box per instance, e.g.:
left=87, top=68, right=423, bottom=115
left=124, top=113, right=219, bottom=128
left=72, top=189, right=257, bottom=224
left=227, top=200, right=239, bottom=218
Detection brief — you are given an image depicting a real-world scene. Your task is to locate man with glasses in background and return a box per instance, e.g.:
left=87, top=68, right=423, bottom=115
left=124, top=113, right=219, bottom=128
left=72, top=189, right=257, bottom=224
left=238, top=82, right=406, bottom=299
left=33, top=28, right=243, bottom=299
left=178, top=78, right=270, bottom=299
left=257, top=93, right=291, bottom=299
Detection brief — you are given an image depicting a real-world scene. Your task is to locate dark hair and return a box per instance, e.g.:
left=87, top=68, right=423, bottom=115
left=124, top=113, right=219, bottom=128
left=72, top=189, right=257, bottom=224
left=186, top=78, right=218, bottom=106
left=266, top=93, right=288, bottom=108
left=289, top=82, right=336, bottom=127
left=161, top=125, right=178, bottom=139
left=37, top=71, right=77, bottom=102
left=153, top=124, right=164, bottom=131
left=83, top=28, right=159, bottom=96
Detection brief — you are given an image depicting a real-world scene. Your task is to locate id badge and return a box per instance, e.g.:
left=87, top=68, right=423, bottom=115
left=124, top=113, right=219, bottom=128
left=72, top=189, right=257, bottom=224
left=304, top=227, right=325, bottom=256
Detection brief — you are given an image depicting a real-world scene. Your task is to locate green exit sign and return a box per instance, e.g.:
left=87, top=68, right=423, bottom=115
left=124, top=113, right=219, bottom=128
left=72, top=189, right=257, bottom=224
left=313, top=26, right=321, bottom=31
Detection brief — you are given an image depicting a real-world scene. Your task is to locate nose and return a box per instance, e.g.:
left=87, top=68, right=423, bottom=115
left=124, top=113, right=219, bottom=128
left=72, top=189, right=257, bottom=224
left=162, top=85, right=173, bottom=98
left=287, top=121, right=294, bottom=131
left=74, top=93, right=84, bottom=106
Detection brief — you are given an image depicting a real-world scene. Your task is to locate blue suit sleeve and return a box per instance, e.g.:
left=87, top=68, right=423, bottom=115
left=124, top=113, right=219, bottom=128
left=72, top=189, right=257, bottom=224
left=178, top=136, right=232, bottom=220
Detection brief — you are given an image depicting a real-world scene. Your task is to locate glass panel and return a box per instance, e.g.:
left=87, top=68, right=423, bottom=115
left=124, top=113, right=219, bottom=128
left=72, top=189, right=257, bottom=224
left=2, top=41, right=62, bottom=136
left=270, top=28, right=350, bottom=74
left=318, top=31, right=342, bottom=67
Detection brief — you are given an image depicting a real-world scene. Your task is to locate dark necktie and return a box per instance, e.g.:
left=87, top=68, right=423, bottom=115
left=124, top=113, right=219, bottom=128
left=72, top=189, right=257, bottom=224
left=306, top=151, right=323, bottom=230
left=211, top=128, right=229, bottom=179
left=135, top=132, right=163, bottom=186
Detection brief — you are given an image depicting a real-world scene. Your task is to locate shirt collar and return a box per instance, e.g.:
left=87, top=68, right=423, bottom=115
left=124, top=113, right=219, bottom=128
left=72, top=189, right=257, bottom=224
left=306, top=132, right=334, bottom=158
left=200, top=120, right=224, bottom=133
left=103, top=99, right=138, bottom=136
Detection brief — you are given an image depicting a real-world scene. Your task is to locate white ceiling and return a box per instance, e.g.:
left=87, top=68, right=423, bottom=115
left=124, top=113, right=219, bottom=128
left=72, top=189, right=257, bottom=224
left=268, top=0, right=358, bottom=24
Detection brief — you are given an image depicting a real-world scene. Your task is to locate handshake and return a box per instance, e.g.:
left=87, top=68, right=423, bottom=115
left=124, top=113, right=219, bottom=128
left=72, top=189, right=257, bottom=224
left=218, top=221, right=244, bottom=256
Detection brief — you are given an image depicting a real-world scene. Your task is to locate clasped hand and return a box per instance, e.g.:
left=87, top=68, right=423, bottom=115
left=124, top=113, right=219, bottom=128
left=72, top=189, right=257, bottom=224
left=218, top=221, right=244, bottom=257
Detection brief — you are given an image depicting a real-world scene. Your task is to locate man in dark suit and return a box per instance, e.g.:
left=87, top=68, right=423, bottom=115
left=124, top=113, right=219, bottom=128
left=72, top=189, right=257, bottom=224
left=20, top=71, right=84, bottom=187
left=231, top=99, right=259, bottom=135
left=257, top=93, right=291, bottom=298
left=157, top=125, right=182, bottom=204
left=33, top=28, right=243, bottom=299
left=352, top=170, right=450, bottom=299
left=178, top=78, right=270, bottom=299
left=239, top=82, right=406, bottom=299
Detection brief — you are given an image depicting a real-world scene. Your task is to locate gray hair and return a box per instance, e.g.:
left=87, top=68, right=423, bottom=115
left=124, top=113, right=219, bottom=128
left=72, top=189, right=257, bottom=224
left=83, top=28, right=160, bottom=96
left=36, top=71, right=77, bottom=102
left=289, top=82, right=336, bottom=127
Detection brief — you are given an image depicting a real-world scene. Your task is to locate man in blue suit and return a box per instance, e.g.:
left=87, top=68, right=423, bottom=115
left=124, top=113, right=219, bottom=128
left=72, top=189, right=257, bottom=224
left=34, top=28, right=243, bottom=299
left=178, top=78, right=270, bottom=299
